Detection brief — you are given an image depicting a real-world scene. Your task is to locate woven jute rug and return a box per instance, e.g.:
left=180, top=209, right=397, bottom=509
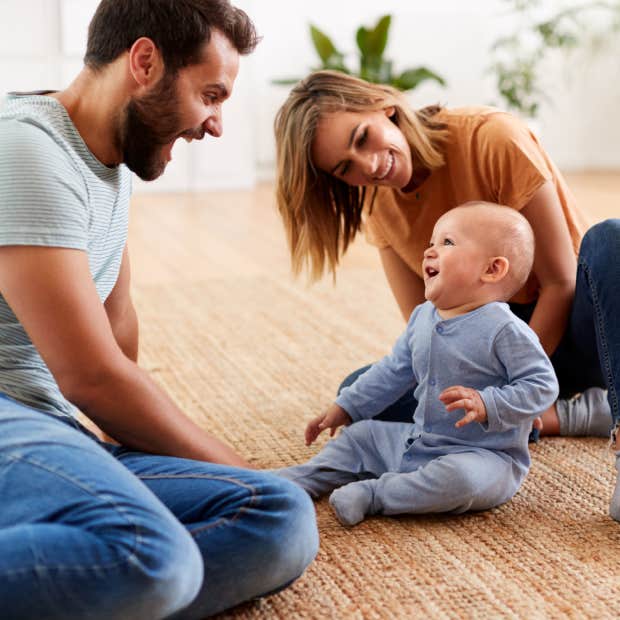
left=132, top=272, right=620, bottom=620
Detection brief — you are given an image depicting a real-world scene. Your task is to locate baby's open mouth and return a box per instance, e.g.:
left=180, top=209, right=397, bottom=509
left=425, top=266, right=439, bottom=278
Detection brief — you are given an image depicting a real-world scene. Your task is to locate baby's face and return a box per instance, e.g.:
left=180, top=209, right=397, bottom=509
left=422, top=210, right=494, bottom=313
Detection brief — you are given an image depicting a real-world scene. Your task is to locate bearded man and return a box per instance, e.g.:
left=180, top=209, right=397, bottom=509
left=0, top=2, right=318, bottom=618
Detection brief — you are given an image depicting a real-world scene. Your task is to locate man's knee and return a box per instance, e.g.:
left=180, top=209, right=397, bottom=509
left=256, top=475, right=319, bottom=585
left=129, top=527, right=203, bottom=618
left=112, top=515, right=204, bottom=619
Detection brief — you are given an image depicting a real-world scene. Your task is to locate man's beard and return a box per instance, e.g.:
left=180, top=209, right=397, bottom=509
left=117, top=71, right=184, bottom=181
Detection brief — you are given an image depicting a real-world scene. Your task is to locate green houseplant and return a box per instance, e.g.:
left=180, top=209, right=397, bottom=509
left=490, top=0, right=620, bottom=118
left=274, top=14, right=446, bottom=92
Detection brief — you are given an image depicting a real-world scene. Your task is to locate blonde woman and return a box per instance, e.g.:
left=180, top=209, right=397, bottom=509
left=274, top=70, right=620, bottom=519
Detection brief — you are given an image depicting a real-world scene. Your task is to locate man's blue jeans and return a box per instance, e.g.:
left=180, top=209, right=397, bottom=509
left=0, top=397, right=319, bottom=619
left=341, top=220, right=620, bottom=427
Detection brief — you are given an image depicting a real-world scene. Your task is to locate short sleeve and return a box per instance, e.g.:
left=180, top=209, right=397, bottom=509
left=0, top=119, right=88, bottom=249
left=477, top=113, right=552, bottom=211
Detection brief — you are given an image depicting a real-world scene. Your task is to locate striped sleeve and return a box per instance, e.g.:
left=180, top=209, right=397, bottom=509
left=0, top=119, right=88, bottom=249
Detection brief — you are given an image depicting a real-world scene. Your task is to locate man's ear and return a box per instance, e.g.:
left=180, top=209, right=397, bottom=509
left=128, top=37, right=164, bottom=88
left=481, top=256, right=509, bottom=284
left=384, top=105, right=396, bottom=119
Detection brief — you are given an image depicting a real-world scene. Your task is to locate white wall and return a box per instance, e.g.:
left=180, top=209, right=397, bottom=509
left=0, top=0, right=257, bottom=192
left=2, top=0, right=620, bottom=192
left=249, top=0, right=620, bottom=175
left=249, top=0, right=506, bottom=177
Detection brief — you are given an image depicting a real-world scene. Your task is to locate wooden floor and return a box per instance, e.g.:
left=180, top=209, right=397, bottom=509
left=126, top=171, right=619, bottom=620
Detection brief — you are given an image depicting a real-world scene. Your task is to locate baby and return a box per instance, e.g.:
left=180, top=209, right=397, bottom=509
left=276, top=201, right=559, bottom=526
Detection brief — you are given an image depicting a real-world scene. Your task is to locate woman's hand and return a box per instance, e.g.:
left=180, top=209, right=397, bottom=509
left=305, top=403, right=352, bottom=446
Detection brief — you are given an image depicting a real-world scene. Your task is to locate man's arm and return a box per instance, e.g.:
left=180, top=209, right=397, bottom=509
left=104, top=245, right=138, bottom=362
left=85, top=245, right=137, bottom=443
left=0, top=245, right=250, bottom=467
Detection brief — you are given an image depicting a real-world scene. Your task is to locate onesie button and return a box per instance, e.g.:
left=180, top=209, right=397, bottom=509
left=404, top=453, right=412, bottom=461
left=406, top=437, right=414, bottom=446
left=424, top=426, right=431, bottom=433
left=436, top=325, right=444, bottom=334
left=429, top=378, right=436, bottom=386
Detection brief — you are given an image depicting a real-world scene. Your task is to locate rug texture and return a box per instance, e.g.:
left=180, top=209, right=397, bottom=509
left=132, top=271, right=620, bottom=620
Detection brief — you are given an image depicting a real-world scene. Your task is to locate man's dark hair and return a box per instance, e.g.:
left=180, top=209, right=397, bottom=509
left=84, top=0, right=259, bottom=73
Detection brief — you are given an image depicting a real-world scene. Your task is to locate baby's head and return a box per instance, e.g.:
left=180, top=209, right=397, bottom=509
left=422, top=202, right=534, bottom=316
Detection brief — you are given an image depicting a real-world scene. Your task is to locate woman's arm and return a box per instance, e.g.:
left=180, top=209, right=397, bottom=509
left=379, top=247, right=426, bottom=321
left=520, top=180, right=577, bottom=356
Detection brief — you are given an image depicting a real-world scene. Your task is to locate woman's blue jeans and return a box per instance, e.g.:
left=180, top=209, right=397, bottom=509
left=341, top=220, right=620, bottom=427
left=0, top=398, right=319, bottom=619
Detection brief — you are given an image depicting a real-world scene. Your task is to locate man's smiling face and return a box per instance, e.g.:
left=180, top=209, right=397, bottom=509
left=119, top=29, right=239, bottom=181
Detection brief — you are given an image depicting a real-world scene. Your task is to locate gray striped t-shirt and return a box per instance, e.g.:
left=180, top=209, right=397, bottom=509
left=0, top=93, right=131, bottom=417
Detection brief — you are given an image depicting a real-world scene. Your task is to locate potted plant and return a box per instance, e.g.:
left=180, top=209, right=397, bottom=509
left=490, top=0, right=620, bottom=121
left=273, top=14, right=446, bottom=92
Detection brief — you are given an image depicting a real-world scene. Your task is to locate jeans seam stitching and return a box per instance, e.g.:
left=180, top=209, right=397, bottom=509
left=0, top=453, right=143, bottom=576
left=137, top=473, right=259, bottom=535
left=581, top=258, right=618, bottom=418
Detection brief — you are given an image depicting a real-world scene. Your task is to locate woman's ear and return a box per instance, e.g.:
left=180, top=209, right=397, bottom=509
left=481, top=256, right=510, bottom=284
left=384, top=105, right=396, bottom=120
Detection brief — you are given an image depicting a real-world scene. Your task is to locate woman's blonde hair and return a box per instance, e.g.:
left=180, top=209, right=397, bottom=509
left=274, top=70, right=449, bottom=281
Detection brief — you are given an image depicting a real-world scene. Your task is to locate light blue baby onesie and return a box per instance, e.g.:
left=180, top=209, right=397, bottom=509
left=278, top=301, right=559, bottom=524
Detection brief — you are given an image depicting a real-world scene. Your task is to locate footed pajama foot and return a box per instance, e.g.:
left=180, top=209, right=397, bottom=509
left=329, top=481, right=373, bottom=526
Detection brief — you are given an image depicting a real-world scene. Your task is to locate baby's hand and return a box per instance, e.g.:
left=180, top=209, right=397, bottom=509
left=305, top=403, right=352, bottom=446
left=439, top=385, right=487, bottom=428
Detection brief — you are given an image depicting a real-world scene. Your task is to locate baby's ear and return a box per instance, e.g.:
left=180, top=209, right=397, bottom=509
left=481, top=256, right=509, bottom=284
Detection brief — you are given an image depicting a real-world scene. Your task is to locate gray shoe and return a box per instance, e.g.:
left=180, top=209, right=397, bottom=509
left=557, top=387, right=613, bottom=437
left=611, top=452, right=620, bottom=522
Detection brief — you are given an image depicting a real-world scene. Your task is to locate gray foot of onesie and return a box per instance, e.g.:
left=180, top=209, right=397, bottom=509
left=329, top=481, right=373, bottom=526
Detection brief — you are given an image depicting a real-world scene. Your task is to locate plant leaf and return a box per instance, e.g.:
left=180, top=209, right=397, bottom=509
left=356, top=26, right=369, bottom=56
left=367, top=15, right=391, bottom=57
left=310, top=24, right=339, bottom=64
left=393, top=67, right=446, bottom=91
left=270, top=77, right=301, bottom=85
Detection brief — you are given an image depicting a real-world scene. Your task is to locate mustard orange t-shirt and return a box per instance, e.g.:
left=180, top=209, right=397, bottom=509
left=365, top=107, right=589, bottom=303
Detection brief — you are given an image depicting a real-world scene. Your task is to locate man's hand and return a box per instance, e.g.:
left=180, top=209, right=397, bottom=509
left=439, top=385, right=487, bottom=428
left=305, top=403, right=352, bottom=446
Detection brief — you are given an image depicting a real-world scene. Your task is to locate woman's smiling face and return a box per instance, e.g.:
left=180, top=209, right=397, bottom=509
left=311, top=107, right=413, bottom=189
